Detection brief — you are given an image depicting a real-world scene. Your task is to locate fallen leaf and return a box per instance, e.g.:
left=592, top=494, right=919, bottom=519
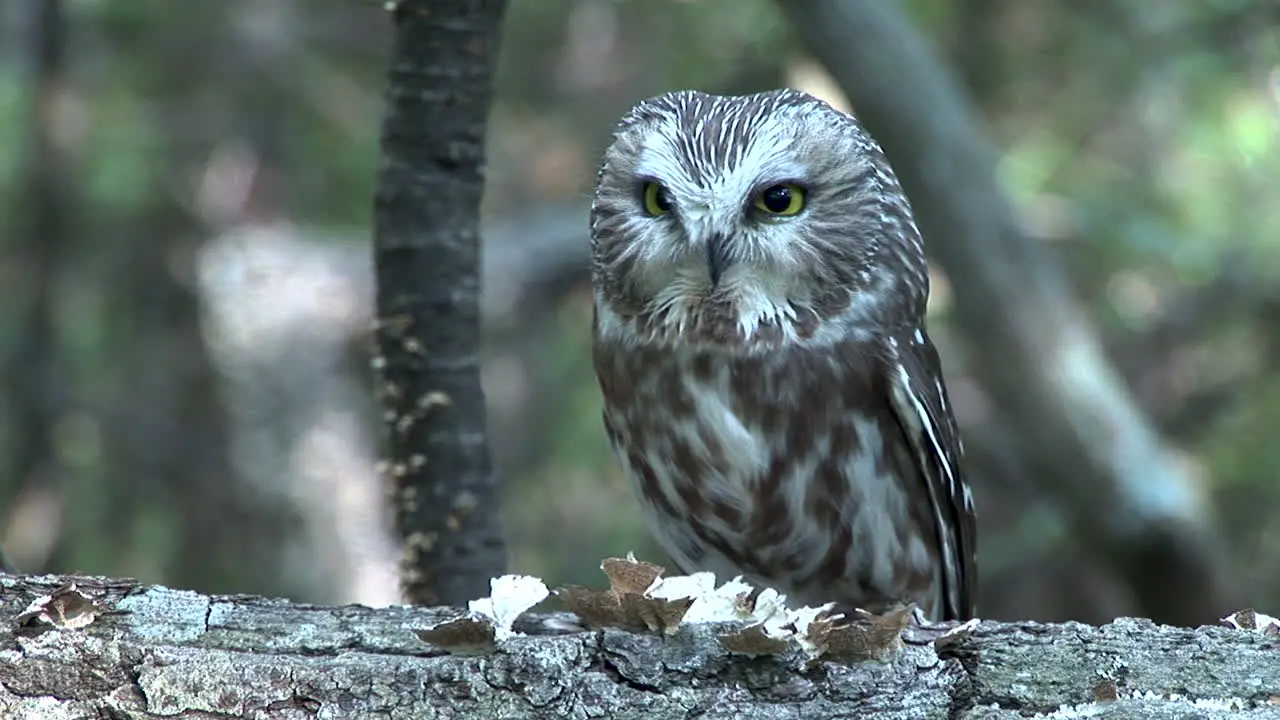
left=415, top=614, right=496, bottom=655
left=718, top=622, right=793, bottom=657
left=601, top=556, right=664, bottom=595
left=14, top=583, right=106, bottom=631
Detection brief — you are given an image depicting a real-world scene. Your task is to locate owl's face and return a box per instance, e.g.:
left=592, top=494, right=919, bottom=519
left=590, top=89, right=927, bottom=348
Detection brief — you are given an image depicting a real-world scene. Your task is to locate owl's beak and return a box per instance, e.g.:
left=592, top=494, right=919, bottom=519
left=705, top=233, right=730, bottom=287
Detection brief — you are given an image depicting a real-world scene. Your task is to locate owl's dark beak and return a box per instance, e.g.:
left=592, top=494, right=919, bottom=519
left=706, top=233, right=730, bottom=287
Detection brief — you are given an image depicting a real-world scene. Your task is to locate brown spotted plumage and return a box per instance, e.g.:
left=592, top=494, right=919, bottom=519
left=590, top=89, right=976, bottom=621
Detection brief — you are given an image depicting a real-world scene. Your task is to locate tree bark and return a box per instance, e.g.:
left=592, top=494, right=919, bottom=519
left=0, top=573, right=1274, bottom=719
left=777, top=0, right=1239, bottom=627
left=372, top=0, right=508, bottom=606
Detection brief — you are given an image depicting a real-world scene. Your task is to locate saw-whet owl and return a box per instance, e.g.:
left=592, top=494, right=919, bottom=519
left=589, top=88, right=976, bottom=621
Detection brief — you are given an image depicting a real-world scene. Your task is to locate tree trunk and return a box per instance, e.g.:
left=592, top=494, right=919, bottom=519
left=372, top=0, right=509, bottom=606
left=0, top=0, right=71, bottom=574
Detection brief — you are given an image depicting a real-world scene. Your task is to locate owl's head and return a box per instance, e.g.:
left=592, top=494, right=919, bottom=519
left=590, top=89, right=928, bottom=349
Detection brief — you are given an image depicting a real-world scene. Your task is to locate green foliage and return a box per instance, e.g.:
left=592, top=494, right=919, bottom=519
left=2, top=0, right=1277, bottom=613
left=0, top=72, right=23, bottom=200
left=492, top=1, right=1280, bottom=609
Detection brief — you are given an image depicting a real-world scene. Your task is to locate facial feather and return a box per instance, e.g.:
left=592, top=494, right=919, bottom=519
left=590, top=88, right=920, bottom=349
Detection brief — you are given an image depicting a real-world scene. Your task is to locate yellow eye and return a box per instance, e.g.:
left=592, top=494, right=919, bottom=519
left=753, top=184, right=806, bottom=217
left=642, top=181, right=673, bottom=216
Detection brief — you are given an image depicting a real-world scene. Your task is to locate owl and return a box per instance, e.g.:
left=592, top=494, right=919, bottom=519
left=589, top=89, right=976, bottom=621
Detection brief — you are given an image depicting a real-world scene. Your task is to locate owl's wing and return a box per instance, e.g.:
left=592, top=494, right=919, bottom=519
left=884, top=328, right=976, bottom=621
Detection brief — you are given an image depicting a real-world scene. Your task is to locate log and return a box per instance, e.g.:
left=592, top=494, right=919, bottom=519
left=0, top=574, right=1276, bottom=719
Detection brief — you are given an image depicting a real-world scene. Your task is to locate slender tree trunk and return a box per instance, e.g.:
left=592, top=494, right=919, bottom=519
left=372, top=0, right=509, bottom=606
left=0, top=0, right=72, bottom=573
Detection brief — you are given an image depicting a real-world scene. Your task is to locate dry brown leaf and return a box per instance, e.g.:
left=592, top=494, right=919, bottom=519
left=415, top=614, right=497, bottom=655
left=718, top=622, right=793, bottom=657
left=14, top=582, right=106, bottom=631
left=556, top=585, right=623, bottom=630
left=601, top=556, right=665, bottom=595
left=556, top=584, right=695, bottom=634
left=620, top=593, right=695, bottom=634
left=806, top=605, right=913, bottom=663
left=555, top=557, right=699, bottom=634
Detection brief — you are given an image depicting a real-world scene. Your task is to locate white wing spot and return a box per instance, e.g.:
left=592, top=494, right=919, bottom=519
left=891, top=357, right=961, bottom=611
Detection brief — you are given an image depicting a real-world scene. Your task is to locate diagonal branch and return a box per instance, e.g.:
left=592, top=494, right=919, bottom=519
left=777, top=0, right=1238, bottom=625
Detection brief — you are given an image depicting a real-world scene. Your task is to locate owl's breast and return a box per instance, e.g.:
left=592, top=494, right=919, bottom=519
left=598, top=345, right=770, bottom=501
left=595, top=343, right=773, bottom=575
left=595, top=340, right=858, bottom=536
left=593, top=336, right=927, bottom=608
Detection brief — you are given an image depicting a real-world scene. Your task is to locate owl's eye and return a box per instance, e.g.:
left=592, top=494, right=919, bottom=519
left=642, top=182, right=674, bottom=216
left=753, top=184, right=806, bottom=217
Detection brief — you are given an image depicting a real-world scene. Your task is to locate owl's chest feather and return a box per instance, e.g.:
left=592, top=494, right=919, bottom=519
left=595, top=339, right=887, bottom=529
left=594, top=337, right=939, bottom=611
left=598, top=345, right=812, bottom=491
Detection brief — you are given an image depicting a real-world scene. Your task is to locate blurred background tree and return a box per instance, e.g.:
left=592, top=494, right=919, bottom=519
left=0, top=0, right=1277, bottom=624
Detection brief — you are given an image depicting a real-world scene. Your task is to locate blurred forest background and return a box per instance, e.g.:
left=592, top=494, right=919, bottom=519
left=2, top=0, right=1278, bottom=624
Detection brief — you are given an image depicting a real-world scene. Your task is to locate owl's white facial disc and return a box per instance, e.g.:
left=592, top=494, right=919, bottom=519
left=590, top=89, right=929, bottom=347
left=633, top=125, right=819, bottom=332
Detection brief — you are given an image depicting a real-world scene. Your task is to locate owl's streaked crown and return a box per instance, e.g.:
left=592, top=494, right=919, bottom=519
left=590, top=89, right=928, bottom=351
